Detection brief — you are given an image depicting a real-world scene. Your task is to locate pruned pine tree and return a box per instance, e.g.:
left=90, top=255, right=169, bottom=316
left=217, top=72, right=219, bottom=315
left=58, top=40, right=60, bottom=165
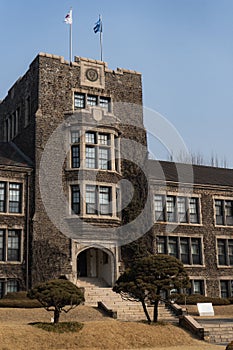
left=113, top=254, right=190, bottom=324
left=28, top=279, right=84, bottom=323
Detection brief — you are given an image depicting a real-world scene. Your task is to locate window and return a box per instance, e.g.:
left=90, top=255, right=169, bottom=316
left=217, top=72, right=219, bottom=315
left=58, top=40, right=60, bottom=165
left=220, top=280, right=233, bottom=298
left=74, top=92, right=111, bottom=112
left=71, top=185, right=80, bottom=214
left=217, top=239, right=233, bottom=266
left=7, top=280, right=19, bottom=293
left=154, top=195, right=200, bottom=224
left=70, top=130, right=113, bottom=171
left=25, top=95, right=31, bottom=126
left=9, top=183, right=21, bottom=213
left=166, top=196, right=176, bottom=222
left=0, top=229, right=21, bottom=262
left=157, top=236, right=202, bottom=265
left=0, top=182, right=22, bottom=214
left=85, top=185, right=111, bottom=216
left=0, top=279, right=19, bottom=298
left=215, top=199, right=233, bottom=226
left=74, top=93, right=85, bottom=109
left=190, top=280, right=204, bottom=295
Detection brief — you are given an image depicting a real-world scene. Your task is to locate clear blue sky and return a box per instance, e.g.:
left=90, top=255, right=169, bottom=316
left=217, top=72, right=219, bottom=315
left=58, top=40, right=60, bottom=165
left=1, top=0, right=233, bottom=167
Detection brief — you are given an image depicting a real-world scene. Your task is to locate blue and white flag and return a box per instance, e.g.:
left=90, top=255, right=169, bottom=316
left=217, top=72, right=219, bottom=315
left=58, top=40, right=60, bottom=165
left=93, top=17, right=102, bottom=33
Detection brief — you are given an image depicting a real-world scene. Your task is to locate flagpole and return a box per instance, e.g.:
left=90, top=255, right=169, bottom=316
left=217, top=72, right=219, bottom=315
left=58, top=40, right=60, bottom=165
left=99, top=15, right=103, bottom=61
left=70, top=8, right=73, bottom=62
left=70, top=20, right=72, bottom=62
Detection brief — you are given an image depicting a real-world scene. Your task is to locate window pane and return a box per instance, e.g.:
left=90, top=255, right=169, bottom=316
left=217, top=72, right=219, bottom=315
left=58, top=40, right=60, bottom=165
left=99, top=187, right=111, bottom=215
left=86, top=146, right=96, bottom=168
left=189, top=198, right=199, bottom=223
left=99, top=97, right=110, bottom=111
left=87, top=95, right=98, bottom=106
left=191, top=238, right=201, bottom=264
left=74, top=93, right=85, bottom=108
left=226, top=201, right=233, bottom=226
left=9, top=183, right=21, bottom=213
left=229, top=240, right=233, bottom=265
left=0, top=182, right=6, bottom=212
left=154, top=195, right=164, bottom=221
left=0, top=230, right=4, bottom=261
left=0, top=281, right=4, bottom=298
left=218, top=240, right=227, bottom=265
left=71, top=185, right=80, bottom=214
left=99, top=147, right=109, bottom=170
left=71, top=131, right=80, bottom=143
left=166, top=196, right=175, bottom=222
left=177, top=197, right=187, bottom=223
left=71, top=146, right=80, bottom=168
left=86, top=185, right=96, bottom=214
left=86, top=132, right=96, bottom=144
left=193, top=280, right=203, bottom=295
left=220, top=281, right=229, bottom=298
left=157, top=236, right=166, bottom=254
left=98, top=133, right=109, bottom=145
left=7, top=230, right=20, bottom=261
left=180, top=238, right=189, bottom=264
left=215, top=200, right=224, bottom=225
left=7, top=280, right=18, bottom=294
left=168, top=237, right=178, bottom=257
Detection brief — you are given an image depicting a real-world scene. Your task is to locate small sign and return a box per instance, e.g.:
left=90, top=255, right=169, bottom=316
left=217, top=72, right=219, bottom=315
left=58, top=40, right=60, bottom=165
left=197, top=302, right=214, bottom=316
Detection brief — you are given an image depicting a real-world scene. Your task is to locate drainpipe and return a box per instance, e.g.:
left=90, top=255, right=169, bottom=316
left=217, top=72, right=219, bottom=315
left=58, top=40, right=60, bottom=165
left=25, top=171, right=30, bottom=291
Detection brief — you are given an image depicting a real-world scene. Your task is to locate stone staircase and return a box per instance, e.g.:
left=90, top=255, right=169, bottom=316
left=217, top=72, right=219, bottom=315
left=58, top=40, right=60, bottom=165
left=197, top=319, right=233, bottom=344
left=77, top=277, right=178, bottom=323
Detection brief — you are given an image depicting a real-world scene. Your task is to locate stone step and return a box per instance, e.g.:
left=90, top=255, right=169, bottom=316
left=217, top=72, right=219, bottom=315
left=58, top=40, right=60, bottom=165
left=78, top=278, right=178, bottom=322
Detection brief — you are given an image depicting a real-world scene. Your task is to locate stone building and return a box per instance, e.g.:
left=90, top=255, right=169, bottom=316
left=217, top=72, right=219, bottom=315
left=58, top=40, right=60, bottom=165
left=0, top=52, right=233, bottom=299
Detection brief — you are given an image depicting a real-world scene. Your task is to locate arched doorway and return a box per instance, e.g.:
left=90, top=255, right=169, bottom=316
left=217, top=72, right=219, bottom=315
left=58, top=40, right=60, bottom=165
left=77, top=247, right=114, bottom=286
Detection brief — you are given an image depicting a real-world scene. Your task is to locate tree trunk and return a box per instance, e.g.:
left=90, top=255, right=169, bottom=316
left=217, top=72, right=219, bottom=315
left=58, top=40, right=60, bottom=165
left=141, top=300, right=151, bottom=324
left=153, top=299, right=159, bottom=323
left=54, top=308, right=60, bottom=324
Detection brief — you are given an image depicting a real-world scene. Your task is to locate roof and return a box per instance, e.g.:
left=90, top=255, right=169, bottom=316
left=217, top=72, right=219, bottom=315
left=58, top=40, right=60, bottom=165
left=0, top=142, right=33, bottom=168
left=148, top=159, right=233, bottom=187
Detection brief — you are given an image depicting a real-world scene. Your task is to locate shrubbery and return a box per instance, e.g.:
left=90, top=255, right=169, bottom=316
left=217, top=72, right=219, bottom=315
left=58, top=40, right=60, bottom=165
left=0, top=291, right=41, bottom=308
left=226, top=341, right=233, bottom=350
left=170, top=293, right=230, bottom=305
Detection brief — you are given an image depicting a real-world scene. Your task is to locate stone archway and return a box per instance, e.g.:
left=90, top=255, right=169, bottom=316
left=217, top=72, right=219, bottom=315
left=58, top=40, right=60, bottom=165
left=77, top=247, right=114, bottom=286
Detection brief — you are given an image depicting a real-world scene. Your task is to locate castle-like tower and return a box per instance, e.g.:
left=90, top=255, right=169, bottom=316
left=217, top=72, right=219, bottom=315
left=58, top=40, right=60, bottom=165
left=0, top=53, right=148, bottom=290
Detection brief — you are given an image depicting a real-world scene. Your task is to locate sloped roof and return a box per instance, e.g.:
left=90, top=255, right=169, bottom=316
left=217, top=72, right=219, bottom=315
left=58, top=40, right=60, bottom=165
left=148, top=160, right=233, bottom=187
left=0, top=142, right=33, bottom=168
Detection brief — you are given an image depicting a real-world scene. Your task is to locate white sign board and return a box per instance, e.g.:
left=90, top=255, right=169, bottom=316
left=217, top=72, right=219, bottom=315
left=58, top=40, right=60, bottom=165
left=197, top=303, right=214, bottom=316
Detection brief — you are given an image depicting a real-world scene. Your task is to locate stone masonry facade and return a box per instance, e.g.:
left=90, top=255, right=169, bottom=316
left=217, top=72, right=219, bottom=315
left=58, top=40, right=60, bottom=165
left=0, top=53, right=233, bottom=298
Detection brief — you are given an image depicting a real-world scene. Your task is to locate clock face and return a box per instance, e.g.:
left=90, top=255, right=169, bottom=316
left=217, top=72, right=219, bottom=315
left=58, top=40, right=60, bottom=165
left=86, top=68, right=99, bottom=82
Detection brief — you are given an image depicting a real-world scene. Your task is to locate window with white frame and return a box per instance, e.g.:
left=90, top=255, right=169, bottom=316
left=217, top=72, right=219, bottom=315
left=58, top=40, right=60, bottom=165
left=74, top=92, right=111, bottom=112
left=188, top=280, right=204, bottom=295
left=154, top=194, right=200, bottom=224
left=0, top=279, right=19, bottom=298
left=220, top=280, right=233, bottom=298
left=71, top=184, right=117, bottom=217
left=157, top=236, right=202, bottom=265
left=215, top=199, right=233, bottom=226
left=217, top=239, right=233, bottom=266
left=0, top=182, right=22, bottom=214
left=86, top=185, right=111, bottom=215
left=0, top=229, right=21, bottom=262
left=70, top=130, right=114, bottom=171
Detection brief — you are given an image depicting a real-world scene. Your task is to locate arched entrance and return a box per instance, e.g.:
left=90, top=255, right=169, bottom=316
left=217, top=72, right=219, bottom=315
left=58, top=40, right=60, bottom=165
left=77, top=247, right=114, bottom=286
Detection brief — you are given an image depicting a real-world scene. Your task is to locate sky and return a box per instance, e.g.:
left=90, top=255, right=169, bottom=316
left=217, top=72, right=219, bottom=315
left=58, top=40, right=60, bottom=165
left=1, top=0, right=233, bottom=167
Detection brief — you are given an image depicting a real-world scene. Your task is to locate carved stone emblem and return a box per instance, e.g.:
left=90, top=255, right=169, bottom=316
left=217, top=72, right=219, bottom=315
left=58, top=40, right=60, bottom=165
left=86, top=68, right=98, bottom=82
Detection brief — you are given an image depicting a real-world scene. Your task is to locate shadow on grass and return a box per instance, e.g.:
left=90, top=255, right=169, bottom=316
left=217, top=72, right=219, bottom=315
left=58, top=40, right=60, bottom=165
left=28, top=321, right=84, bottom=333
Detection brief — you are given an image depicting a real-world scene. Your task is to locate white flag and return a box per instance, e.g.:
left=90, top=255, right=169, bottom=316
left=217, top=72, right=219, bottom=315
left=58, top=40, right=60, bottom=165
left=64, top=9, right=72, bottom=24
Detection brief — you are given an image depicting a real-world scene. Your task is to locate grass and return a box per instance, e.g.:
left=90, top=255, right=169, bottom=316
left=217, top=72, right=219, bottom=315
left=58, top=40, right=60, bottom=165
left=0, top=305, right=227, bottom=349
left=30, top=321, right=83, bottom=333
